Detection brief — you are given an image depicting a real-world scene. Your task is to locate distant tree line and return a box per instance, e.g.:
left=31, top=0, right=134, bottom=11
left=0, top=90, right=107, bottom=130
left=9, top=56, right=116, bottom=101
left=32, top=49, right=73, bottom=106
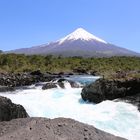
left=0, top=53, right=140, bottom=77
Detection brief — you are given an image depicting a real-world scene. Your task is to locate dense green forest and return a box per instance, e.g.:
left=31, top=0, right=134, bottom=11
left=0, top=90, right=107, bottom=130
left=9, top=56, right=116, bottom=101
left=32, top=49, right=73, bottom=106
left=0, top=54, right=140, bottom=77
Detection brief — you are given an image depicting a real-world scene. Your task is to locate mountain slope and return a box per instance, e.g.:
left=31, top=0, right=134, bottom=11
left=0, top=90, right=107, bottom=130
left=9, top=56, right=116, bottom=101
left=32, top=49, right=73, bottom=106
left=8, top=28, right=140, bottom=57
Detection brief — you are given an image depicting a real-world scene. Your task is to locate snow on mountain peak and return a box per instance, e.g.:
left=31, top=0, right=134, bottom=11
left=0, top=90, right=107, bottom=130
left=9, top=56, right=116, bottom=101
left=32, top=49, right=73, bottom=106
left=58, top=28, right=107, bottom=44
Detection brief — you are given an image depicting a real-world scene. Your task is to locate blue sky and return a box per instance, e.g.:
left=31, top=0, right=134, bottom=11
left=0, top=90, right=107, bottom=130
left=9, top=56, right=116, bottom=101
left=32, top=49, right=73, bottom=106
left=0, top=0, right=140, bottom=52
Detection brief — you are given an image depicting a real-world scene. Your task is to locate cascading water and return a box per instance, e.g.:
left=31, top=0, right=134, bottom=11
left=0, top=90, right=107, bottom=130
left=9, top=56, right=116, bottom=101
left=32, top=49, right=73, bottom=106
left=62, top=81, right=72, bottom=89
left=0, top=75, right=140, bottom=140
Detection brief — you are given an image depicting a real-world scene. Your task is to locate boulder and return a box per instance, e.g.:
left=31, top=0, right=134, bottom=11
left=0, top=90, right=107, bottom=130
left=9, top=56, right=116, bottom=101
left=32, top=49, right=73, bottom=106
left=57, top=78, right=80, bottom=88
left=0, top=96, right=28, bottom=121
left=0, top=117, right=125, bottom=140
left=42, top=83, right=57, bottom=90
left=81, top=78, right=140, bottom=104
left=57, top=79, right=65, bottom=88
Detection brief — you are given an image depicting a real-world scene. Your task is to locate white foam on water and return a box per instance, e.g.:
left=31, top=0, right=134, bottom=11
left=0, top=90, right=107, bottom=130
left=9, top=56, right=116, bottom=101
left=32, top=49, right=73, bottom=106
left=0, top=85, right=140, bottom=140
left=63, top=81, right=72, bottom=89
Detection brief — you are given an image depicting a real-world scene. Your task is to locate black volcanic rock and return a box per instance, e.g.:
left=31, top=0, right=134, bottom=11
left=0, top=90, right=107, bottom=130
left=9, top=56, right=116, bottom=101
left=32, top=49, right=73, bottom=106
left=81, top=78, right=140, bottom=109
left=0, top=72, right=56, bottom=90
left=0, top=96, right=28, bottom=121
left=42, top=79, right=80, bottom=90
left=7, top=28, right=140, bottom=57
left=57, top=78, right=80, bottom=88
left=0, top=117, right=125, bottom=140
left=42, top=83, right=57, bottom=90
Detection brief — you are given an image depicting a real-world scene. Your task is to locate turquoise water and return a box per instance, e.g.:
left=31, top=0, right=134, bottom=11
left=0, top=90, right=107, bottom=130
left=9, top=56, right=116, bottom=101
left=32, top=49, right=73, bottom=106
left=0, top=75, right=140, bottom=140
left=65, top=75, right=100, bottom=85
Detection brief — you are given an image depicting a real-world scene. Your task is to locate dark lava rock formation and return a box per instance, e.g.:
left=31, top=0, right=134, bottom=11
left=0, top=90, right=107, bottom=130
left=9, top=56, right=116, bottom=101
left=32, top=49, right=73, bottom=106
left=0, top=96, right=28, bottom=121
left=57, top=78, right=80, bottom=88
left=81, top=78, right=140, bottom=110
left=0, top=117, right=125, bottom=140
left=0, top=71, right=60, bottom=92
left=42, top=82, right=57, bottom=90
left=42, top=78, right=81, bottom=90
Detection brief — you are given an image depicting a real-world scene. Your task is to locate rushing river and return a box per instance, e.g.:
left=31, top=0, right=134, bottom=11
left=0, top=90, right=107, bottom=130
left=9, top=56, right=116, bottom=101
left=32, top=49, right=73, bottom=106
left=0, top=75, right=140, bottom=140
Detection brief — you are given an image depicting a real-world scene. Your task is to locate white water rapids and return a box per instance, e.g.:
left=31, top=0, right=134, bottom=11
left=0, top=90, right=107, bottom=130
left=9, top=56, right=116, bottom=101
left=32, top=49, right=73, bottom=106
left=0, top=76, right=140, bottom=140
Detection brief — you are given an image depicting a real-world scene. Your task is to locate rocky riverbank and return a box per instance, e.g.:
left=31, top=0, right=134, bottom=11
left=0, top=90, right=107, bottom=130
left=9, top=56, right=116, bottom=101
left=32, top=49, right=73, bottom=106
left=0, top=71, right=64, bottom=92
left=0, top=71, right=139, bottom=139
left=81, top=78, right=140, bottom=111
left=0, top=71, right=87, bottom=92
left=0, top=78, right=126, bottom=140
left=0, top=95, right=125, bottom=140
left=0, top=117, right=125, bottom=140
left=0, top=71, right=57, bottom=87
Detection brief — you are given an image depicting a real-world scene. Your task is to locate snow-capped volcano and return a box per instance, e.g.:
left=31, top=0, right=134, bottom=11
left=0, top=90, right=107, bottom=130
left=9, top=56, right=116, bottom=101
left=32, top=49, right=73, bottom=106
left=7, top=28, right=140, bottom=57
left=58, top=28, right=107, bottom=44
